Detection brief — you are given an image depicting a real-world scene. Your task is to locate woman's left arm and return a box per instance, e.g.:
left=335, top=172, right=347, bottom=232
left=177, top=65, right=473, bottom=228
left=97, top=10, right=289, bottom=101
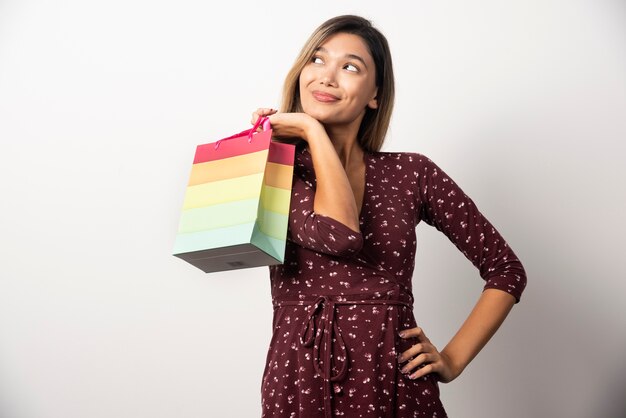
left=397, top=154, right=527, bottom=382
left=398, top=288, right=515, bottom=382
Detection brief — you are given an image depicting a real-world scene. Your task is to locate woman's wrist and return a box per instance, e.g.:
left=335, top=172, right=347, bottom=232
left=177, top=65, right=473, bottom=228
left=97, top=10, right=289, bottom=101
left=439, top=349, right=466, bottom=381
left=300, top=115, right=325, bottom=143
left=437, top=290, right=516, bottom=382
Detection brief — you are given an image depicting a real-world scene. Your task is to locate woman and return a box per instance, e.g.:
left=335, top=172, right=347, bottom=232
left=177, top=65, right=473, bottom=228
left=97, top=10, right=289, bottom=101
left=253, top=15, right=526, bottom=417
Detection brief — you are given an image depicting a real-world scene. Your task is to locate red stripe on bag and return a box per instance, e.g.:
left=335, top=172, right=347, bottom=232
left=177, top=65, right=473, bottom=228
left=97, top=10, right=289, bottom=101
left=268, top=142, right=296, bottom=166
left=193, top=130, right=272, bottom=164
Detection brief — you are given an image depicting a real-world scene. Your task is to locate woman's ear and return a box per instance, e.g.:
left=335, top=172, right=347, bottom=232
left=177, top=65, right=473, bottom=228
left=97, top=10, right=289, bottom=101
left=367, top=87, right=379, bottom=109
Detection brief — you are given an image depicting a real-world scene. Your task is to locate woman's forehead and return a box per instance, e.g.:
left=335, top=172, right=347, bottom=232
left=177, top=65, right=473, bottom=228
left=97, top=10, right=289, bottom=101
left=317, top=33, right=373, bottom=62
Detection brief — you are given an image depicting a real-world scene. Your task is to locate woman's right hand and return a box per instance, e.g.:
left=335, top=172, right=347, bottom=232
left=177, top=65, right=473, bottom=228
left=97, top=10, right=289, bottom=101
left=251, top=108, right=324, bottom=142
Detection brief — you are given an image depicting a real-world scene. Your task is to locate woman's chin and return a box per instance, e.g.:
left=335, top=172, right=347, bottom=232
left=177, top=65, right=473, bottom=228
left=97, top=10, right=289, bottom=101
left=303, top=110, right=338, bottom=125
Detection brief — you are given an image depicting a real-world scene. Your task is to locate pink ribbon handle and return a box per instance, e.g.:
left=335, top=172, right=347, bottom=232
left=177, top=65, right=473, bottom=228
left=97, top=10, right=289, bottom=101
left=213, top=116, right=271, bottom=150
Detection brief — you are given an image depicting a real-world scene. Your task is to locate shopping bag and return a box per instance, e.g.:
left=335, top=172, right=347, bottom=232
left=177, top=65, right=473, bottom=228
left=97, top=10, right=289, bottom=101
left=173, top=117, right=295, bottom=273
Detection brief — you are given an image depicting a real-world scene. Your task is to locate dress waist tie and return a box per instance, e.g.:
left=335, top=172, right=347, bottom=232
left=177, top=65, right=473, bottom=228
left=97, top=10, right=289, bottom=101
left=273, top=295, right=412, bottom=418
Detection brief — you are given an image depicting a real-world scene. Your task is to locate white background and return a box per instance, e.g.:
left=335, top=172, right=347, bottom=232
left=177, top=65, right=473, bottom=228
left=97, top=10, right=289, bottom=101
left=1, top=1, right=625, bottom=417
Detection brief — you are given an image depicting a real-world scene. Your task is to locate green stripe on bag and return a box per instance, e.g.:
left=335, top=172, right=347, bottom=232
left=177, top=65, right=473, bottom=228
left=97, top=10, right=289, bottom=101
left=257, top=209, right=289, bottom=240
left=177, top=199, right=260, bottom=234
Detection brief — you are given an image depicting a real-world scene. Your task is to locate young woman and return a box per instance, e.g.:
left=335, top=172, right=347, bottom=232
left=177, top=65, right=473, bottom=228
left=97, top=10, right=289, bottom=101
left=253, top=15, right=526, bottom=417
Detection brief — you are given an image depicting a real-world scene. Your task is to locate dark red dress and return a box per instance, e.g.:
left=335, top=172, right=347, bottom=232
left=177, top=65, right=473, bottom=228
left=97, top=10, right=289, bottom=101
left=262, top=144, right=526, bottom=417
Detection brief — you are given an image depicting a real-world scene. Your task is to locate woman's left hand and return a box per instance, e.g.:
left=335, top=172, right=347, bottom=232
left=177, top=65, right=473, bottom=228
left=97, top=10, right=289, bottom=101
left=397, top=326, right=461, bottom=383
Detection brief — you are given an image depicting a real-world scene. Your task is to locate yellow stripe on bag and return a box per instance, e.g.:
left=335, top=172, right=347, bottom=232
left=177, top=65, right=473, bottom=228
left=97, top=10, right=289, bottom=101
left=183, top=173, right=264, bottom=209
left=188, top=150, right=269, bottom=186
left=264, top=162, right=294, bottom=190
left=260, top=185, right=291, bottom=214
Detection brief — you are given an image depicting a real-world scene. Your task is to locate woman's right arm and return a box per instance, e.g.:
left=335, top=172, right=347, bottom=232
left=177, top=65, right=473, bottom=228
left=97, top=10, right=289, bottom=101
left=305, top=122, right=361, bottom=232
left=252, top=108, right=363, bottom=257
left=254, top=108, right=361, bottom=232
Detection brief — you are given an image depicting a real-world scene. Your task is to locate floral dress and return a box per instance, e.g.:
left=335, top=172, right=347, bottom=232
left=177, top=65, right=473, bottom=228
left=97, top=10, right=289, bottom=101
left=261, top=143, right=526, bottom=417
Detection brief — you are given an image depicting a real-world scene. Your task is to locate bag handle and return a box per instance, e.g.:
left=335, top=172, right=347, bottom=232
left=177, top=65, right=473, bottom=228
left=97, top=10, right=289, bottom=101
left=214, top=116, right=271, bottom=150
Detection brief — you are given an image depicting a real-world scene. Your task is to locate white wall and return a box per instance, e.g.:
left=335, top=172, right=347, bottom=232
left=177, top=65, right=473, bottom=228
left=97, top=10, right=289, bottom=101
left=1, top=1, right=625, bottom=417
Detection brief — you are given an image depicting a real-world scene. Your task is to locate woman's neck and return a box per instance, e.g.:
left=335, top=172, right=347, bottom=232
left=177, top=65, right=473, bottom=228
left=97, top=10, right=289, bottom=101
left=323, top=122, right=363, bottom=169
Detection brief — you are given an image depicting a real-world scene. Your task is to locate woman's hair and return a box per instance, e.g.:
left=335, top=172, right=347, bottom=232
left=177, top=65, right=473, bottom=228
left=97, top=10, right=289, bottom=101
left=280, top=15, right=395, bottom=152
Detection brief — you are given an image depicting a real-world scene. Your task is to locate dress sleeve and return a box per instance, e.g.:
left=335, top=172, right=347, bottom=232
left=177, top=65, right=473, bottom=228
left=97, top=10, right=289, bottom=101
left=414, top=154, right=527, bottom=302
left=286, top=170, right=364, bottom=258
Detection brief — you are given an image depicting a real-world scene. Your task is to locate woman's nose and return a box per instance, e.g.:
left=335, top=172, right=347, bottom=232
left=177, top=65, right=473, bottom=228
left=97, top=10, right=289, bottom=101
left=320, top=75, right=337, bottom=87
left=319, top=66, right=338, bottom=87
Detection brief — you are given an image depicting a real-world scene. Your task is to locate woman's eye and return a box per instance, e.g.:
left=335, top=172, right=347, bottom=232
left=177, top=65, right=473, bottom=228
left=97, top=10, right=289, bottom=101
left=344, top=64, right=358, bottom=72
left=312, top=56, right=324, bottom=64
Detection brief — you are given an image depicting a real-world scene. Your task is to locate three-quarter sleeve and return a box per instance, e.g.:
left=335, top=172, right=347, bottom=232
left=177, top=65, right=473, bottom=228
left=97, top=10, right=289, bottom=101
left=286, top=169, right=364, bottom=257
left=414, top=154, right=527, bottom=302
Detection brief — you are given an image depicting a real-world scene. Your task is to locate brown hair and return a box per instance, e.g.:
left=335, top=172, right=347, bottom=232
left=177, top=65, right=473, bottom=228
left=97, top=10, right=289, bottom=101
left=279, top=15, right=395, bottom=152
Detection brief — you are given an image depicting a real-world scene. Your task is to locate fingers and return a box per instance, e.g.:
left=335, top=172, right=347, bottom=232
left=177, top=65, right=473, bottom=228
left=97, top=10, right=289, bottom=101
left=398, top=347, right=439, bottom=380
left=397, top=343, right=424, bottom=363
left=251, top=108, right=278, bottom=125
left=406, top=362, right=436, bottom=381
left=397, top=326, right=440, bottom=380
left=398, top=326, right=429, bottom=342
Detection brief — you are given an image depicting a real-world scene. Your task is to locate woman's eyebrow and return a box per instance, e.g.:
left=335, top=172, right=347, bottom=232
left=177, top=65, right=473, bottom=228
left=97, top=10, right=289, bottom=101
left=315, top=47, right=368, bottom=69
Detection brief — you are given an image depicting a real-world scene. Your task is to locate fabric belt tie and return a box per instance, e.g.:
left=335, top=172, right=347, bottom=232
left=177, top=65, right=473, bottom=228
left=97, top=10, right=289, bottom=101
left=274, top=295, right=412, bottom=418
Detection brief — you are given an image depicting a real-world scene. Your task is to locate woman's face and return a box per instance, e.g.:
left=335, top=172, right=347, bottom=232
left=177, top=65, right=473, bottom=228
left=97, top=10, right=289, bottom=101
left=299, top=32, right=378, bottom=127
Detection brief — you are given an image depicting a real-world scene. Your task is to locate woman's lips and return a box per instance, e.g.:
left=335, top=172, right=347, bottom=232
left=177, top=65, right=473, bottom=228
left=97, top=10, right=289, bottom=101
left=312, top=91, right=339, bottom=103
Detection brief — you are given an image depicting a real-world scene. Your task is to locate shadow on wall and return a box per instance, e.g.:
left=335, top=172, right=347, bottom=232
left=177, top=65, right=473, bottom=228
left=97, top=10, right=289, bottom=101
left=596, top=365, right=626, bottom=418
left=449, top=122, right=626, bottom=418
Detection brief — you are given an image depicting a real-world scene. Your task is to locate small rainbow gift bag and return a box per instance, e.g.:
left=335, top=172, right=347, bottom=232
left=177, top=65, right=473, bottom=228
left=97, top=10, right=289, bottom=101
left=173, top=117, right=295, bottom=273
